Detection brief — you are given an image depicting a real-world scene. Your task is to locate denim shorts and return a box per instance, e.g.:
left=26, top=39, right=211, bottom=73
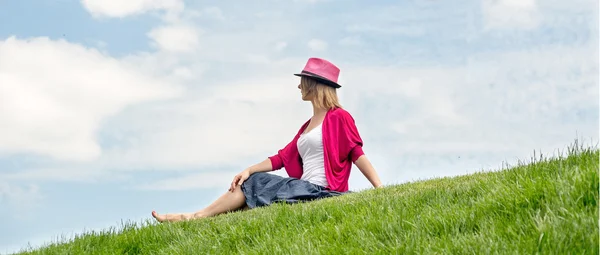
left=240, top=172, right=346, bottom=209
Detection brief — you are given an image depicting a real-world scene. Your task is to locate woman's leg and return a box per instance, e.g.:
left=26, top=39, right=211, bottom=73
left=152, top=184, right=247, bottom=223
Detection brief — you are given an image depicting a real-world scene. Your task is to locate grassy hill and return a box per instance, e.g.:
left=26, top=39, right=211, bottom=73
left=14, top=144, right=599, bottom=254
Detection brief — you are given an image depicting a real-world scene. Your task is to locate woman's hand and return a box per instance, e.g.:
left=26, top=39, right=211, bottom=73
left=229, top=168, right=251, bottom=192
left=227, top=158, right=273, bottom=192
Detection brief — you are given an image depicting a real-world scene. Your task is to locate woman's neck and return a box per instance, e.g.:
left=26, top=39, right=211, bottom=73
left=311, top=102, right=328, bottom=117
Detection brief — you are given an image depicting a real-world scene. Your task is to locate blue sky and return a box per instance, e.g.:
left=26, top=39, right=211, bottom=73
left=0, top=0, right=598, bottom=253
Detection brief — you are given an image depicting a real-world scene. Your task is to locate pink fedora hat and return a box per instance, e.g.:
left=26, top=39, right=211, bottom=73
left=294, top=57, right=341, bottom=88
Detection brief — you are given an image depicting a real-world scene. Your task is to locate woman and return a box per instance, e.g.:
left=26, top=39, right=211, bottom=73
left=152, top=57, right=383, bottom=223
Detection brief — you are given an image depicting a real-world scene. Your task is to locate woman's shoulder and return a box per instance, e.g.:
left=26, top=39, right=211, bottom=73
left=328, top=107, right=355, bottom=120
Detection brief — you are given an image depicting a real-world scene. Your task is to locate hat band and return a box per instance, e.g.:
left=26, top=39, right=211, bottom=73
left=301, top=70, right=337, bottom=84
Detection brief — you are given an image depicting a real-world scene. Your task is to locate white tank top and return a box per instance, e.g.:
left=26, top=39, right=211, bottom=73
left=297, top=123, right=328, bottom=187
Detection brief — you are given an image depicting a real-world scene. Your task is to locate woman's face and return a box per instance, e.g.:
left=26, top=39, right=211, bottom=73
left=298, top=82, right=311, bottom=101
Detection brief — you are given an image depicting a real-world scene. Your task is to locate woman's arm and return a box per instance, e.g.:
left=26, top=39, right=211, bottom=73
left=247, top=158, right=274, bottom=174
left=354, top=155, right=383, bottom=188
left=229, top=158, right=274, bottom=192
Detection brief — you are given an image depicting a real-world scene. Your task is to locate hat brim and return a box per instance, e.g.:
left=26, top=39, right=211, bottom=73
left=294, top=72, right=341, bottom=88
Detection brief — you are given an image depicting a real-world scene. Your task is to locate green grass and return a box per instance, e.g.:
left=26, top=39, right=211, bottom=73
left=14, top=143, right=599, bottom=254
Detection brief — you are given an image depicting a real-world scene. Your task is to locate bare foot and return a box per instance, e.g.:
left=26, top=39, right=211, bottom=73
left=152, top=210, right=167, bottom=223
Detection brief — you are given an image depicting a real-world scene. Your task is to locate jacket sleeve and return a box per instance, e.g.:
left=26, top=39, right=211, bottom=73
left=337, top=111, right=365, bottom=162
left=268, top=140, right=293, bottom=171
left=269, top=120, right=310, bottom=170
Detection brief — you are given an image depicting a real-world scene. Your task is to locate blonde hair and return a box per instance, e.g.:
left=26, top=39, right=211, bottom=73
left=300, top=76, right=342, bottom=110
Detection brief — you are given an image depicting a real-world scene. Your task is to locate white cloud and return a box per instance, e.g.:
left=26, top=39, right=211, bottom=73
left=275, top=41, right=288, bottom=51
left=147, top=25, right=202, bottom=53
left=81, top=0, right=184, bottom=18
left=171, top=66, right=195, bottom=80
left=482, top=0, right=541, bottom=30
left=361, top=42, right=595, bottom=174
left=542, top=0, right=598, bottom=12
left=346, top=24, right=425, bottom=37
left=0, top=36, right=182, bottom=162
left=0, top=167, right=128, bottom=183
left=338, top=36, right=362, bottom=46
left=0, top=182, right=43, bottom=220
left=342, top=67, right=467, bottom=126
left=308, top=39, right=328, bottom=51
left=202, top=7, right=225, bottom=20
left=99, top=73, right=309, bottom=171
left=135, top=171, right=236, bottom=190
left=293, top=0, right=326, bottom=3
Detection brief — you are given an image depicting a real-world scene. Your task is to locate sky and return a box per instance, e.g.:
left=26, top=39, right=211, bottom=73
left=0, top=0, right=598, bottom=253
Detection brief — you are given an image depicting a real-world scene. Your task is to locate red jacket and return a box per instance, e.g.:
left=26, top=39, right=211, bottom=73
left=268, top=107, right=364, bottom=192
